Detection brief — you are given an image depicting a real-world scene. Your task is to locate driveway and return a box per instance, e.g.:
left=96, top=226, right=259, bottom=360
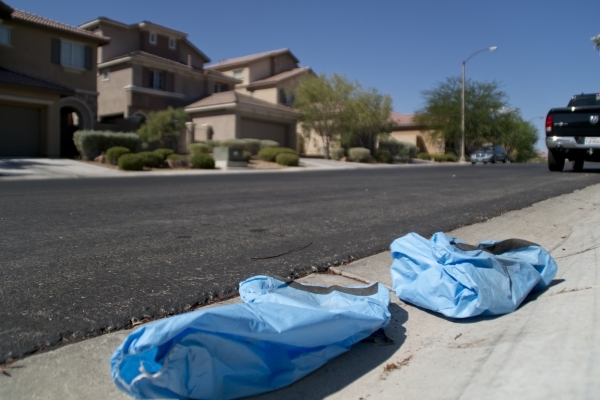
left=0, top=158, right=121, bottom=179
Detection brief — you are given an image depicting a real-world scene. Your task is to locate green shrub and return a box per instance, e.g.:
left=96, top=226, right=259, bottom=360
left=106, top=146, right=131, bottom=165
left=417, top=152, right=431, bottom=160
left=260, top=140, right=280, bottom=149
left=243, top=139, right=261, bottom=155
left=378, top=138, right=402, bottom=156
left=166, top=153, right=189, bottom=168
left=220, top=139, right=248, bottom=150
left=243, top=151, right=252, bottom=162
left=73, top=130, right=140, bottom=160
left=431, top=154, right=458, bottom=162
left=374, top=150, right=393, bottom=164
left=276, top=153, right=300, bottom=166
left=205, top=140, right=221, bottom=151
left=189, top=143, right=211, bottom=155
left=118, top=154, right=144, bottom=171
left=330, top=147, right=345, bottom=161
left=190, top=153, right=215, bottom=169
left=347, top=147, right=371, bottom=163
left=137, top=151, right=164, bottom=168
left=154, top=148, right=174, bottom=159
left=258, top=147, right=296, bottom=162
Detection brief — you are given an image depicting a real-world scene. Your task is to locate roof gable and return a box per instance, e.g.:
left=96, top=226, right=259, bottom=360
left=206, top=48, right=299, bottom=71
left=185, top=90, right=300, bottom=115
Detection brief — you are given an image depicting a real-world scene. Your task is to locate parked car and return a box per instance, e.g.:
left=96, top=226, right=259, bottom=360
left=470, top=145, right=508, bottom=164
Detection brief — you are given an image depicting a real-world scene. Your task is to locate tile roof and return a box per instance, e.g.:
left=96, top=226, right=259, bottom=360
left=0, top=67, right=75, bottom=93
left=389, top=111, right=417, bottom=126
left=185, top=90, right=300, bottom=115
left=246, top=67, right=312, bottom=89
left=9, top=8, right=109, bottom=43
left=206, top=48, right=299, bottom=70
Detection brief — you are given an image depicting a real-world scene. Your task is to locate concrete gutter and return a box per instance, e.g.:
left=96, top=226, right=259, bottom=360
left=1, top=184, right=598, bottom=399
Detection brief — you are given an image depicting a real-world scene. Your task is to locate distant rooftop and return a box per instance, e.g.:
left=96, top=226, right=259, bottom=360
left=206, top=48, right=299, bottom=70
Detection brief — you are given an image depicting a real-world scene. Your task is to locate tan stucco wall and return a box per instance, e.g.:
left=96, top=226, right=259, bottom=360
left=190, top=114, right=237, bottom=141
left=249, top=87, right=278, bottom=104
left=273, top=54, right=297, bottom=75
left=96, top=23, right=138, bottom=63
left=0, top=86, right=61, bottom=157
left=248, top=58, right=271, bottom=83
left=0, top=21, right=98, bottom=92
left=391, top=129, right=444, bottom=154
left=239, top=118, right=286, bottom=144
left=97, top=65, right=132, bottom=117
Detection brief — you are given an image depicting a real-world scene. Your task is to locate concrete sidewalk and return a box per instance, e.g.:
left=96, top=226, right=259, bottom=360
left=1, top=184, right=598, bottom=399
left=0, top=157, right=454, bottom=181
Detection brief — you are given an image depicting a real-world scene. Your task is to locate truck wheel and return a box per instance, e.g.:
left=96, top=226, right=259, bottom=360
left=548, top=150, right=564, bottom=172
left=572, top=159, right=584, bottom=172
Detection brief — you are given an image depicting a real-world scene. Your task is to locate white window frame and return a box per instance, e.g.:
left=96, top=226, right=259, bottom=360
left=232, top=69, right=243, bottom=80
left=168, top=37, right=176, bottom=49
left=149, top=32, right=157, bottom=45
left=0, top=24, right=11, bottom=46
left=102, top=70, right=110, bottom=81
left=60, top=40, right=85, bottom=69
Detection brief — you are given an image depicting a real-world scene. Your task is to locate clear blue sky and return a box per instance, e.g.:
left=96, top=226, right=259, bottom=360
left=11, top=0, right=600, bottom=149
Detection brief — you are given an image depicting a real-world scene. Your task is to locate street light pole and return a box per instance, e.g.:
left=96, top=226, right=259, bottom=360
left=460, top=46, right=498, bottom=162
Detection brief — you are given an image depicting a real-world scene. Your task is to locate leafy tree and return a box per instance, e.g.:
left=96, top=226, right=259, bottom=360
left=137, top=107, right=188, bottom=149
left=592, top=34, right=600, bottom=50
left=493, top=112, right=538, bottom=162
left=294, top=74, right=392, bottom=157
left=343, top=86, right=393, bottom=154
left=414, top=76, right=506, bottom=154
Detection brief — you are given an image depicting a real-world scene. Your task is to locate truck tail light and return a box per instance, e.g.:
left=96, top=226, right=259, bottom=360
left=545, top=114, right=553, bottom=134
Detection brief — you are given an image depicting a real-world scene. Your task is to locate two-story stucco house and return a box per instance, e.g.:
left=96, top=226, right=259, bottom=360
left=78, top=17, right=240, bottom=132
left=182, top=49, right=311, bottom=150
left=0, top=1, right=109, bottom=157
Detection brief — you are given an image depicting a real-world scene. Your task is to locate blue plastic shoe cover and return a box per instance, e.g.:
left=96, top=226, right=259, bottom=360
left=111, top=275, right=391, bottom=399
left=390, top=232, right=557, bottom=318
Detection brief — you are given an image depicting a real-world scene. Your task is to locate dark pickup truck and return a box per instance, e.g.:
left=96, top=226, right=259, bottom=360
left=545, top=93, right=600, bottom=171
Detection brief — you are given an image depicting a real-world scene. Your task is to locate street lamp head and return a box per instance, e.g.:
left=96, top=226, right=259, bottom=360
left=489, top=46, right=498, bottom=52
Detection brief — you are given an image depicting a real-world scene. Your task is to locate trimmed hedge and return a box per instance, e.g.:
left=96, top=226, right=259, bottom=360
left=260, top=140, right=280, bottom=149
left=191, top=153, right=215, bottom=169
left=220, top=139, right=247, bottom=150
left=417, top=152, right=431, bottom=160
left=118, top=154, right=144, bottom=171
left=74, top=130, right=140, bottom=160
left=154, top=148, right=174, bottom=159
left=258, top=147, right=296, bottom=162
left=379, top=139, right=418, bottom=162
left=243, top=139, right=261, bottom=155
left=276, top=153, right=299, bottom=166
left=166, top=154, right=189, bottom=168
left=330, top=147, right=345, bottom=161
left=347, top=147, right=371, bottom=163
left=137, top=151, right=164, bottom=168
left=243, top=151, right=252, bottom=162
left=432, top=154, right=458, bottom=162
left=374, top=150, right=393, bottom=164
left=106, top=146, right=131, bottom=165
left=189, top=143, right=211, bottom=155
left=205, top=140, right=221, bottom=151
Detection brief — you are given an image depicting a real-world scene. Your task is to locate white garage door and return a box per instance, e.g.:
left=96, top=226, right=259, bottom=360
left=0, top=104, right=41, bottom=157
left=240, top=118, right=287, bottom=146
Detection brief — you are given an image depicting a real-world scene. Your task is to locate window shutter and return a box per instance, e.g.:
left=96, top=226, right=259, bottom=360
left=84, top=46, right=93, bottom=70
left=51, top=38, right=61, bottom=65
left=166, top=72, right=174, bottom=92
left=142, top=68, right=150, bottom=88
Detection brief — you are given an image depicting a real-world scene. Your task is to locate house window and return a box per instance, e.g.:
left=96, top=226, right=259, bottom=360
left=279, top=88, right=294, bottom=106
left=233, top=69, right=243, bottom=80
left=149, top=70, right=163, bottom=90
left=169, top=37, right=176, bottom=49
left=0, top=25, right=11, bottom=46
left=214, top=83, right=228, bottom=93
left=60, top=40, right=85, bottom=69
left=149, top=32, right=157, bottom=44
left=102, top=70, right=110, bottom=81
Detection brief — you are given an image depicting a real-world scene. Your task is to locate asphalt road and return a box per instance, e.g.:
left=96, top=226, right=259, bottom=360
left=1, top=163, right=600, bottom=363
